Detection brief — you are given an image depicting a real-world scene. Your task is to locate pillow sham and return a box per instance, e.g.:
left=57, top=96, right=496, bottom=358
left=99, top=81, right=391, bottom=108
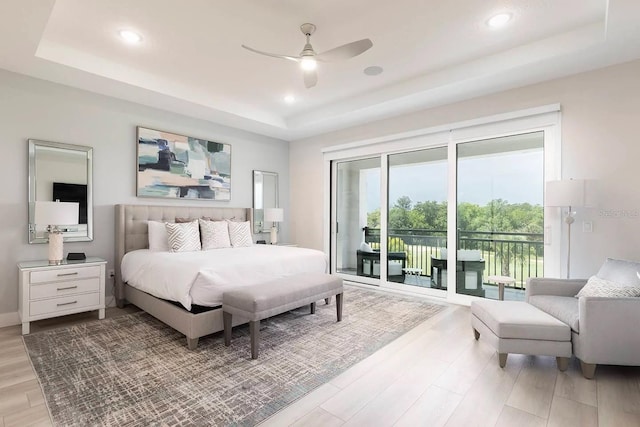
left=199, top=219, right=231, bottom=250
left=166, top=221, right=202, bottom=252
left=175, top=216, right=216, bottom=223
left=576, top=275, right=640, bottom=298
left=148, top=220, right=170, bottom=252
left=227, top=220, right=252, bottom=247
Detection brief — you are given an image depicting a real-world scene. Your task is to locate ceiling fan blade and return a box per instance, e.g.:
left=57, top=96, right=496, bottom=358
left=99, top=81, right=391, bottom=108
left=315, top=39, right=373, bottom=62
left=304, top=70, right=318, bottom=89
left=241, top=45, right=300, bottom=62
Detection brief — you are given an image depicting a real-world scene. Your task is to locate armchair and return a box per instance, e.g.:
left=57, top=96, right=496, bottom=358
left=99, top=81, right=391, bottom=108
left=526, top=259, right=640, bottom=378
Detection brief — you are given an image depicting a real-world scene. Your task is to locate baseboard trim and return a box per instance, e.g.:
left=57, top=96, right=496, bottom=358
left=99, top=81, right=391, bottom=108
left=0, top=311, right=20, bottom=328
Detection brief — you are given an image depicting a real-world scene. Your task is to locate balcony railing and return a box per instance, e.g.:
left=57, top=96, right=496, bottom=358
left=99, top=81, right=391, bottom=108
left=365, top=228, right=544, bottom=289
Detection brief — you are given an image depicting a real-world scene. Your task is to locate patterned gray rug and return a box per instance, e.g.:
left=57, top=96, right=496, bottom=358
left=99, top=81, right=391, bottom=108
left=23, top=287, right=445, bottom=426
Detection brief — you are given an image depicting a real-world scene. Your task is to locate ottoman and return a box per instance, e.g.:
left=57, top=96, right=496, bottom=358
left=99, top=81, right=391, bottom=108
left=471, top=300, right=572, bottom=370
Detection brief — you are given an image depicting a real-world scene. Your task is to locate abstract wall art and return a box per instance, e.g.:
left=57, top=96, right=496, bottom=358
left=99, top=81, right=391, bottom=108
left=137, top=127, right=231, bottom=200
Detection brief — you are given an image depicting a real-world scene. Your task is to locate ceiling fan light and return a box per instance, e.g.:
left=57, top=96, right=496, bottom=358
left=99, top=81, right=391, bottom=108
left=300, top=57, right=317, bottom=71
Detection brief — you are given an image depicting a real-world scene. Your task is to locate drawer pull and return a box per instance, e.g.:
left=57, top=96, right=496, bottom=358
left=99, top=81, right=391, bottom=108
left=57, top=285, right=78, bottom=291
left=56, top=301, right=77, bottom=307
left=57, top=272, right=79, bottom=277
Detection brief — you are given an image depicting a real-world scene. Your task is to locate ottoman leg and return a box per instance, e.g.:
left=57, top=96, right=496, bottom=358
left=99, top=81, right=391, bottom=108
left=325, top=297, right=331, bottom=305
left=473, top=328, right=480, bottom=340
left=336, top=293, right=343, bottom=321
left=223, top=311, right=232, bottom=346
left=556, top=357, right=569, bottom=372
left=580, top=360, right=597, bottom=379
left=499, top=353, right=508, bottom=368
left=310, top=302, right=316, bottom=314
left=250, top=320, right=260, bottom=359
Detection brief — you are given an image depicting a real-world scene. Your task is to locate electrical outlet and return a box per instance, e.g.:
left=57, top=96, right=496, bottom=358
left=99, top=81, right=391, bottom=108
left=108, top=269, right=115, bottom=278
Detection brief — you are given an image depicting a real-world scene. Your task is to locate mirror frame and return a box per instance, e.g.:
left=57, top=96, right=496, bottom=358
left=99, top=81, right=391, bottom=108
left=28, top=139, right=94, bottom=243
left=252, top=170, right=279, bottom=234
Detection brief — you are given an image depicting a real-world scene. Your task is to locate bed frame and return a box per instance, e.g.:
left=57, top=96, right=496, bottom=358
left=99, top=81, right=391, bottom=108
left=114, top=204, right=252, bottom=349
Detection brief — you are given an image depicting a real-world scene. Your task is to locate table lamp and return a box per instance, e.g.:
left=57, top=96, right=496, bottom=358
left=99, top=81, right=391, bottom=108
left=264, top=208, right=283, bottom=245
left=35, top=201, right=79, bottom=265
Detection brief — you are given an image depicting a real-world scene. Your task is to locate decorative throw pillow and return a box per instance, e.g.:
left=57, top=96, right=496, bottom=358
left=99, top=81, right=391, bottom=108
left=227, top=220, right=252, bottom=247
left=199, top=219, right=231, bottom=250
left=148, top=221, right=170, bottom=252
left=165, top=221, right=201, bottom=252
left=576, top=275, right=640, bottom=298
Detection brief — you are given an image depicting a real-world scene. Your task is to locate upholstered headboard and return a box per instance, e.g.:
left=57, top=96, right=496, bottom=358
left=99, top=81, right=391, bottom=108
left=114, top=204, right=251, bottom=305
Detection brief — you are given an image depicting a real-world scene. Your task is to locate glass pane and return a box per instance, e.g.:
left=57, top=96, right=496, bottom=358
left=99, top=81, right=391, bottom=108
left=456, top=132, right=544, bottom=300
left=335, top=158, right=380, bottom=281
left=387, top=147, right=448, bottom=289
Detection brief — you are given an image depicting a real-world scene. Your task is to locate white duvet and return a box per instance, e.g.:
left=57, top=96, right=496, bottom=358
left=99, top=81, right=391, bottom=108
left=121, top=245, right=328, bottom=310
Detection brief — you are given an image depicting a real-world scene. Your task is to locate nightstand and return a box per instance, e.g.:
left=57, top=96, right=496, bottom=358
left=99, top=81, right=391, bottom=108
left=18, top=257, right=106, bottom=334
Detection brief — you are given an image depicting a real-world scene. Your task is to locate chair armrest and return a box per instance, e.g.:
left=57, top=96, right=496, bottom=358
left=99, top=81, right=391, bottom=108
left=577, top=297, right=640, bottom=365
left=525, top=278, right=587, bottom=300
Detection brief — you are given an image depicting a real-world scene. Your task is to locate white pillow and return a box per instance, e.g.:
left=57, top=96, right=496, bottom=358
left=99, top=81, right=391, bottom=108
left=148, top=221, right=170, bottom=252
left=576, top=275, right=640, bottom=298
left=227, top=220, right=252, bottom=247
left=199, top=219, right=231, bottom=250
left=360, top=241, right=374, bottom=252
left=165, top=221, right=201, bottom=252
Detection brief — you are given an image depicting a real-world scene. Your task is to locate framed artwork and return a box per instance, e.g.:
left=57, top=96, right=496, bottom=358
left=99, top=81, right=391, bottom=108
left=137, top=127, right=231, bottom=200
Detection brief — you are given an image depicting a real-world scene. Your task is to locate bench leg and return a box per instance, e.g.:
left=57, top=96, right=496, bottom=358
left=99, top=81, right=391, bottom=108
left=325, top=297, right=331, bottom=305
left=223, top=311, right=232, bottom=347
left=498, top=353, right=508, bottom=368
left=556, top=357, right=569, bottom=372
left=310, top=302, right=316, bottom=314
left=336, top=292, right=343, bottom=322
left=473, top=328, right=480, bottom=340
left=187, top=337, right=199, bottom=350
left=250, top=320, right=260, bottom=359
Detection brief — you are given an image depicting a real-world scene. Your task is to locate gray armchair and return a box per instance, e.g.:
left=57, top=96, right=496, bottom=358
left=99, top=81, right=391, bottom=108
left=526, top=259, right=640, bottom=379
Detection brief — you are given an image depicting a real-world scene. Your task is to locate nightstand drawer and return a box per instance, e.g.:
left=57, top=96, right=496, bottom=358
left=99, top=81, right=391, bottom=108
left=30, top=278, right=100, bottom=300
left=30, top=265, right=101, bottom=284
left=30, top=293, right=100, bottom=316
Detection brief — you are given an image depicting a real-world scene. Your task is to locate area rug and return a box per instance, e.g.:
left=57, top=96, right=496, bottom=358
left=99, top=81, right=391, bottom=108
left=23, top=287, right=445, bottom=426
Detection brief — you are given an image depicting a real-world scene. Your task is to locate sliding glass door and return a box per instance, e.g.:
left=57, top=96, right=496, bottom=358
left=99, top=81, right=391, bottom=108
left=387, top=148, right=448, bottom=293
left=334, top=158, right=380, bottom=282
left=456, top=132, right=544, bottom=300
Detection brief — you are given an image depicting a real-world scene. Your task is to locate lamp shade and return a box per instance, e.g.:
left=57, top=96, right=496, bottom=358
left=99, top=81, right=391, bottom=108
left=34, top=201, right=79, bottom=226
left=545, top=180, right=585, bottom=207
left=264, top=208, right=283, bottom=223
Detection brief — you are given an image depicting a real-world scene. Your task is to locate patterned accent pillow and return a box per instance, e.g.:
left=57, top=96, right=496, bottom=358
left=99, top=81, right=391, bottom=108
left=227, top=220, right=252, bottom=247
left=165, top=221, right=201, bottom=252
left=199, top=219, right=231, bottom=250
left=576, top=275, right=640, bottom=298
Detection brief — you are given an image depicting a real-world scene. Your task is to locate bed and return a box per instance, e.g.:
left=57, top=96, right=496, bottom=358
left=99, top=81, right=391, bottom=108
left=114, top=204, right=326, bottom=349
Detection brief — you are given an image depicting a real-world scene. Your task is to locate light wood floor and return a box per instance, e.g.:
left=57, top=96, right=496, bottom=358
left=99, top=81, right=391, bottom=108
left=2, top=304, right=640, bottom=426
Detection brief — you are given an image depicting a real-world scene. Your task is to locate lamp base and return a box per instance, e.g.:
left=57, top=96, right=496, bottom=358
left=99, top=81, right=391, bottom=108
left=48, top=231, right=63, bottom=265
left=270, top=227, right=278, bottom=245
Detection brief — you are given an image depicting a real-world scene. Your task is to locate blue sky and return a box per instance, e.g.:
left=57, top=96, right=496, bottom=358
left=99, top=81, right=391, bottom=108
left=366, top=150, right=544, bottom=211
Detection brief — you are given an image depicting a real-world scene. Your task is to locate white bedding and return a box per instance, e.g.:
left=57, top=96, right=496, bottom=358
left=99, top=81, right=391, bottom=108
left=121, top=245, right=328, bottom=310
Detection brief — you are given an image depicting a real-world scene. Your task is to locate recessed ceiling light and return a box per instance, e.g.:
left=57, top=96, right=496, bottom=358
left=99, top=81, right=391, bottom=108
left=284, top=95, right=296, bottom=104
left=487, top=13, right=512, bottom=28
left=364, top=66, right=383, bottom=76
left=118, top=29, right=143, bottom=44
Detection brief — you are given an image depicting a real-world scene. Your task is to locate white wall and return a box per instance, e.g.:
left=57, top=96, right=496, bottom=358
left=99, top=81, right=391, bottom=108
left=0, top=69, right=289, bottom=319
left=290, top=59, right=640, bottom=280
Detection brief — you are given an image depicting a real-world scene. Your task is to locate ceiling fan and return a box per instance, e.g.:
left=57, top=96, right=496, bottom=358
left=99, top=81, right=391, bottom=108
left=242, top=23, right=373, bottom=89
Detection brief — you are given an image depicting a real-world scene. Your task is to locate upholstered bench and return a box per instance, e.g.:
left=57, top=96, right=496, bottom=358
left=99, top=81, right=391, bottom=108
left=223, top=273, right=344, bottom=359
left=471, top=300, right=572, bottom=370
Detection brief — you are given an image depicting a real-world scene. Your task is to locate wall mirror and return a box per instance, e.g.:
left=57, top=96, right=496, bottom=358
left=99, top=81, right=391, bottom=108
left=253, top=170, right=279, bottom=233
left=28, top=139, right=93, bottom=243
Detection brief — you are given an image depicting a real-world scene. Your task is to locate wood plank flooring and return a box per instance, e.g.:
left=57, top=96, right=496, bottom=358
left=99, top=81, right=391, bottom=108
left=1, top=302, right=639, bottom=426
